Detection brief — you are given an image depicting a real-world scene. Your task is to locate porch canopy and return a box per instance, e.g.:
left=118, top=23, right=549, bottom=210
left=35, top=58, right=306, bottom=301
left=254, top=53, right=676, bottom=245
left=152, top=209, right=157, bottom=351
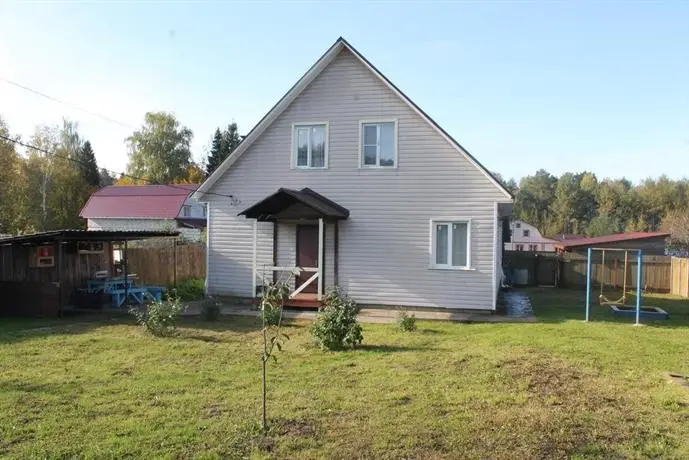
left=238, top=188, right=349, bottom=302
left=239, top=187, right=349, bottom=222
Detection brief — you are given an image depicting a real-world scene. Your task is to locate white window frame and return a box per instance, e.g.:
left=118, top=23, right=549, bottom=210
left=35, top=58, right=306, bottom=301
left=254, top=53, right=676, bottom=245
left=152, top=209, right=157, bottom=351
left=291, top=122, right=329, bottom=169
left=182, top=205, right=192, bottom=217
left=523, top=229, right=530, bottom=237
left=429, top=218, right=472, bottom=270
left=358, top=119, right=398, bottom=168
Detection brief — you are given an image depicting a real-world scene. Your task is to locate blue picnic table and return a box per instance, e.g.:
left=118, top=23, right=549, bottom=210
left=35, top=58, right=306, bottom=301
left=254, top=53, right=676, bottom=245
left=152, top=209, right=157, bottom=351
left=110, top=286, right=165, bottom=308
left=87, top=278, right=133, bottom=294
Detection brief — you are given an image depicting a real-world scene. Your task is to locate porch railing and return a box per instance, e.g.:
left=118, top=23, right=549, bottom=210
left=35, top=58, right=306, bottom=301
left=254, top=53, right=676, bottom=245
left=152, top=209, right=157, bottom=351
left=256, top=266, right=320, bottom=299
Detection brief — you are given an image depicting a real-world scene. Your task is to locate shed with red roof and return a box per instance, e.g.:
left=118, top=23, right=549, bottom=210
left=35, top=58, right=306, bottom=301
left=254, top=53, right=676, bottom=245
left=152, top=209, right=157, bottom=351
left=553, top=232, right=670, bottom=255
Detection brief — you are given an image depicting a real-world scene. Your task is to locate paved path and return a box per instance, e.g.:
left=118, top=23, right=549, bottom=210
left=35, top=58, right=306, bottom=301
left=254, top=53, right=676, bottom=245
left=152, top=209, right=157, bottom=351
left=183, top=301, right=536, bottom=324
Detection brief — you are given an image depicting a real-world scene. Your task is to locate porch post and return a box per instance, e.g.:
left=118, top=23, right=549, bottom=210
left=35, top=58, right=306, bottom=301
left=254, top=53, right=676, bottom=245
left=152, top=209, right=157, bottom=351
left=252, top=219, right=257, bottom=299
left=334, top=220, right=339, bottom=286
left=272, top=221, right=278, bottom=284
left=318, top=217, right=324, bottom=300
left=123, top=240, right=129, bottom=310
left=57, top=238, right=63, bottom=315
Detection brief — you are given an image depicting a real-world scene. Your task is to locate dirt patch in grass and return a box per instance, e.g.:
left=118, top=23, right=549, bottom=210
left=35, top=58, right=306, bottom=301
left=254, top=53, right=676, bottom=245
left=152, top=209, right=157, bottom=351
left=667, top=373, right=689, bottom=390
left=501, top=352, right=606, bottom=405
left=270, top=417, right=318, bottom=438
left=467, top=351, right=669, bottom=459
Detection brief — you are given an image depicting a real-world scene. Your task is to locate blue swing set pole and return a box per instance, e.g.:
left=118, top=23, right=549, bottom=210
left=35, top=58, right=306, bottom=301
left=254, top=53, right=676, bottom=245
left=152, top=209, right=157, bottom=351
left=636, top=249, right=643, bottom=326
left=585, top=247, right=592, bottom=322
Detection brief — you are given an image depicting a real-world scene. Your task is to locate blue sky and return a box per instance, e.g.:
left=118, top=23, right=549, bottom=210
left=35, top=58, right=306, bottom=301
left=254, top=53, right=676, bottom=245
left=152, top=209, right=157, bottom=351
left=1, top=2, right=687, bottom=183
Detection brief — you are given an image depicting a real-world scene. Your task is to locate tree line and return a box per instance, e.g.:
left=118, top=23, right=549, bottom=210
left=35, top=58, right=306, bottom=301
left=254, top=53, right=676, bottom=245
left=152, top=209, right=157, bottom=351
left=495, top=170, right=689, bottom=252
left=2, top=109, right=686, bottom=251
left=0, top=111, right=241, bottom=235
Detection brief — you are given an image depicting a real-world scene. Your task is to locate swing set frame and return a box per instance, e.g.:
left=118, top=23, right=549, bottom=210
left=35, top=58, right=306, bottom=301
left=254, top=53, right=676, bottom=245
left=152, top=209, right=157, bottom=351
left=585, top=247, right=643, bottom=325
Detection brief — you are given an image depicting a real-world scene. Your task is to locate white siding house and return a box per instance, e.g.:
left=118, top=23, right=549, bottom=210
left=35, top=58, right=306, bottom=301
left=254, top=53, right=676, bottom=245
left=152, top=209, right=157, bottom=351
left=504, top=220, right=557, bottom=252
left=195, top=38, right=512, bottom=311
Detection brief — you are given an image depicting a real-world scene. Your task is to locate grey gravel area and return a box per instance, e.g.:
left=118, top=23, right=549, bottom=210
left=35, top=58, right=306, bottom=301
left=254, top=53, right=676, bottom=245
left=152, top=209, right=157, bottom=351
left=501, top=290, right=534, bottom=318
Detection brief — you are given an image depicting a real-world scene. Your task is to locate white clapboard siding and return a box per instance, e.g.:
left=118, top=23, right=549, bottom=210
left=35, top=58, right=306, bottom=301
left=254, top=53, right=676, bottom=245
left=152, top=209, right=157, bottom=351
left=205, top=48, right=510, bottom=309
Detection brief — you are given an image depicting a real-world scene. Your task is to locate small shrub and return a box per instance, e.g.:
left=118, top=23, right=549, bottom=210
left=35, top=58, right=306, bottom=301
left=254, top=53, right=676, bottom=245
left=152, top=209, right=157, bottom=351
left=130, top=295, right=186, bottom=337
left=312, top=287, right=363, bottom=350
left=396, top=312, right=417, bottom=332
left=202, top=297, right=221, bottom=322
left=260, top=282, right=289, bottom=326
left=173, top=278, right=205, bottom=301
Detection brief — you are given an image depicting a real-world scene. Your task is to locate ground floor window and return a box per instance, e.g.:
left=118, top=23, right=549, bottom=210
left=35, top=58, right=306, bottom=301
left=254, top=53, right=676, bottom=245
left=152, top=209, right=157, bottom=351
left=431, top=220, right=470, bottom=269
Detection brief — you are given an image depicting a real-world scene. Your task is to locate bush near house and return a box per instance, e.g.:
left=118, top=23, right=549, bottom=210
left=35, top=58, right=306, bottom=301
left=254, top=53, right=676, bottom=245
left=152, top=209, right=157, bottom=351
left=396, top=312, right=417, bottom=332
left=129, top=295, right=185, bottom=337
left=171, top=277, right=205, bottom=301
left=312, top=287, right=363, bottom=350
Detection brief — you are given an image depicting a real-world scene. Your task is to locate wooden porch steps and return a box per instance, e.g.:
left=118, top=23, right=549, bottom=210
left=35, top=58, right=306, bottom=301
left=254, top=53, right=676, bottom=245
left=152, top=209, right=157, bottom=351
left=284, top=293, right=322, bottom=309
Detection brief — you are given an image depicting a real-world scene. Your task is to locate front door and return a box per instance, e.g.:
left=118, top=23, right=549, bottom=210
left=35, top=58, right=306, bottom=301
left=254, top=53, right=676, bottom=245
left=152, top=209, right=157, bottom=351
left=296, top=225, right=318, bottom=293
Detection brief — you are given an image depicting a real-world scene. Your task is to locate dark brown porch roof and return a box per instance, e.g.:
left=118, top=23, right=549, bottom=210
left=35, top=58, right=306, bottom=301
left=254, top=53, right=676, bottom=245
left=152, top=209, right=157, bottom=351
left=239, top=188, right=349, bottom=222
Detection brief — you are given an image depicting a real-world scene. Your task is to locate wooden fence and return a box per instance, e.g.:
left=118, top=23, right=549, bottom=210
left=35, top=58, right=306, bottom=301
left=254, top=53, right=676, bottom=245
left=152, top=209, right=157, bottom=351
left=671, top=257, right=689, bottom=297
left=504, top=251, right=676, bottom=293
left=126, top=243, right=205, bottom=286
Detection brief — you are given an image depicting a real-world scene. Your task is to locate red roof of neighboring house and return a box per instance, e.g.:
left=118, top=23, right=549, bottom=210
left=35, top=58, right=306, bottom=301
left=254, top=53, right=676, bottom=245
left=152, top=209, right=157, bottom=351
left=553, top=232, right=670, bottom=251
left=80, top=184, right=198, bottom=219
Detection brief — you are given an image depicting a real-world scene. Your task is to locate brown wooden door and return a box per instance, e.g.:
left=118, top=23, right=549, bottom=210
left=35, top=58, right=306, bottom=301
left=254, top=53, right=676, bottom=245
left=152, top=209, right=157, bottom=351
left=296, top=225, right=318, bottom=293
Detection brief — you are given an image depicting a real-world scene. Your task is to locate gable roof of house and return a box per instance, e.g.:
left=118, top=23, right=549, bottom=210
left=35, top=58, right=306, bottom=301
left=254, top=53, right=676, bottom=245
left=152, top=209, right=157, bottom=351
left=553, top=232, right=670, bottom=251
left=195, top=37, right=512, bottom=201
left=80, top=184, right=198, bottom=219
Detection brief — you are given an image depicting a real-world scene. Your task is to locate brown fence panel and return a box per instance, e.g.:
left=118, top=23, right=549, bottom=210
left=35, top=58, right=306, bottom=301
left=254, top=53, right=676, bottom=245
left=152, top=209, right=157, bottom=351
left=671, top=257, right=689, bottom=297
left=126, top=244, right=206, bottom=286
left=506, top=251, right=673, bottom=292
left=562, top=253, right=671, bottom=291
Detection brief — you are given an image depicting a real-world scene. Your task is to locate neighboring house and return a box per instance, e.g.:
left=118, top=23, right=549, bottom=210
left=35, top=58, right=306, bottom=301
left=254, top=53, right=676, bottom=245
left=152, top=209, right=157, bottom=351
left=194, top=37, right=513, bottom=311
left=80, top=184, right=206, bottom=241
left=553, top=232, right=670, bottom=255
left=505, top=220, right=558, bottom=252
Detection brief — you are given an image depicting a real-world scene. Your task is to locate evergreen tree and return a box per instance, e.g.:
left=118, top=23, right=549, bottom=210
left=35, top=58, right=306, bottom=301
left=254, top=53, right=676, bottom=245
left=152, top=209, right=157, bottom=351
left=78, top=141, right=100, bottom=187
left=99, top=168, right=115, bottom=187
left=206, top=123, right=241, bottom=177
left=205, top=128, right=224, bottom=178
left=221, top=122, right=242, bottom=158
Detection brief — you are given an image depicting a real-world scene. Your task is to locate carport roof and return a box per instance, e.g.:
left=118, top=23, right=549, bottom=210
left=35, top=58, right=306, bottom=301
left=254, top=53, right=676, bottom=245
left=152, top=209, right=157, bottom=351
left=0, top=229, right=178, bottom=245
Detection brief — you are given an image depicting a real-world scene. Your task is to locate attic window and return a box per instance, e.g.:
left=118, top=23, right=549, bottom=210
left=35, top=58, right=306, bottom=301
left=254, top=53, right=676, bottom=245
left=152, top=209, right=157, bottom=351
left=182, top=205, right=191, bottom=217
left=360, top=120, right=397, bottom=168
left=292, top=123, right=328, bottom=169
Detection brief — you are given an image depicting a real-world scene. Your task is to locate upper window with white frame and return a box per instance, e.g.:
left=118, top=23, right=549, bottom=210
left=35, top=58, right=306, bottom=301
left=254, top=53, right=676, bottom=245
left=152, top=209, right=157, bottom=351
left=431, top=220, right=470, bottom=269
left=361, top=121, right=397, bottom=167
left=293, top=123, right=327, bottom=169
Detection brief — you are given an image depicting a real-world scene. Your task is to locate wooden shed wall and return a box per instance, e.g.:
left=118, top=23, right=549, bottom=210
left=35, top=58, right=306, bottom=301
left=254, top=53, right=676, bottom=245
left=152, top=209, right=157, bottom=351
left=0, top=242, right=113, bottom=308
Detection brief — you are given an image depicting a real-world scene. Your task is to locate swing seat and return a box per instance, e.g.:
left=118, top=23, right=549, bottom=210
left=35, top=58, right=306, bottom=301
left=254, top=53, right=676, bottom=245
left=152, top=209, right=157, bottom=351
left=599, top=293, right=626, bottom=307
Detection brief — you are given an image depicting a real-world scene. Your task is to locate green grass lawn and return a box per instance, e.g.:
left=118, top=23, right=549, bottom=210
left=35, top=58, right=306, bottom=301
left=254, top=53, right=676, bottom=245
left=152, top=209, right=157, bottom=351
left=2, top=289, right=689, bottom=459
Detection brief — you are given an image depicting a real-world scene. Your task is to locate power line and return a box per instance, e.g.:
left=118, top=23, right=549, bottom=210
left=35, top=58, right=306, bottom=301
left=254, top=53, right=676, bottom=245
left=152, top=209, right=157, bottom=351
left=0, top=76, right=137, bottom=130
left=0, top=133, right=235, bottom=200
